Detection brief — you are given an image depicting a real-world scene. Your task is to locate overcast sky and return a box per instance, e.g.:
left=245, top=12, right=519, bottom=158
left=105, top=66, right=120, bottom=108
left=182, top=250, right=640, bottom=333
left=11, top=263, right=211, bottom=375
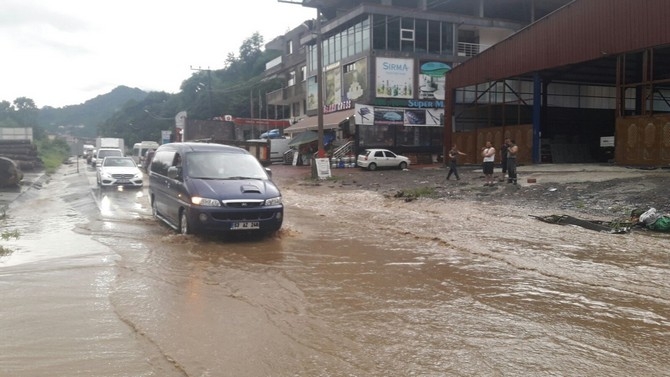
left=0, top=0, right=316, bottom=108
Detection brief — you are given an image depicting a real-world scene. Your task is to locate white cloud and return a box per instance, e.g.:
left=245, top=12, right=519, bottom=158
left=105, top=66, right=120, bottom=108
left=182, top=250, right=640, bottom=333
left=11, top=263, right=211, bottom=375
left=0, top=0, right=316, bottom=108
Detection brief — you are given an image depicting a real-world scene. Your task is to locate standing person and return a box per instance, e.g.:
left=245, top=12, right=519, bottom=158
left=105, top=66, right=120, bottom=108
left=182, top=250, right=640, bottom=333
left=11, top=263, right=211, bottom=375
left=506, top=139, right=519, bottom=184
left=446, top=144, right=466, bottom=180
left=481, top=141, right=496, bottom=186
left=500, top=138, right=509, bottom=179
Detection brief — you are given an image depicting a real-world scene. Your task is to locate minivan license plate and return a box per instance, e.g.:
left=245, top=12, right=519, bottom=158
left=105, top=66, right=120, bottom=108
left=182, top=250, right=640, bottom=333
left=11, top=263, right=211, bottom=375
left=231, top=221, right=260, bottom=230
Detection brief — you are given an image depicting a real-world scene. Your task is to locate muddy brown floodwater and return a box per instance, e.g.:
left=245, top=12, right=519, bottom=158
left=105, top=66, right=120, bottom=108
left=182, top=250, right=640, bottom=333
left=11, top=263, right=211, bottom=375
left=0, top=160, right=668, bottom=376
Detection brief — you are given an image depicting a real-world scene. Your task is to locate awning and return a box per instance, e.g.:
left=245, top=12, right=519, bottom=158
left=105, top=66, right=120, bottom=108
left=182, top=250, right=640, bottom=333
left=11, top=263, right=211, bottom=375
left=287, top=131, right=318, bottom=147
left=284, top=109, right=355, bottom=133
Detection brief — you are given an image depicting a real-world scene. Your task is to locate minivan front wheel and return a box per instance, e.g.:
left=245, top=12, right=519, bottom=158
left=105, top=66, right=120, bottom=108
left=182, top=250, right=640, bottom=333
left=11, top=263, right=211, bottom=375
left=179, top=210, right=191, bottom=235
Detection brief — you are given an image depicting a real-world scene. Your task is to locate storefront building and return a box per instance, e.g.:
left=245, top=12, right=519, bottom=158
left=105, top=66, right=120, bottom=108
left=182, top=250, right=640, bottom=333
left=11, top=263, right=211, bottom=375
left=266, top=0, right=572, bottom=162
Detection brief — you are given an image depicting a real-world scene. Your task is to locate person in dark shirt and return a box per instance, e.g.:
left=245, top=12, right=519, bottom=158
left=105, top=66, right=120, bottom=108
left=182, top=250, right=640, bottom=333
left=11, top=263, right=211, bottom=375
left=446, top=144, right=466, bottom=181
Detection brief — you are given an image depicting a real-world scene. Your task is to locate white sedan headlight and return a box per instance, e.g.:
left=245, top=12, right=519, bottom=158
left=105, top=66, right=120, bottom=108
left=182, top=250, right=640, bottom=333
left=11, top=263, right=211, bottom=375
left=264, top=196, right=282, bottom=206
left=191, top=197, right=221, bottom=207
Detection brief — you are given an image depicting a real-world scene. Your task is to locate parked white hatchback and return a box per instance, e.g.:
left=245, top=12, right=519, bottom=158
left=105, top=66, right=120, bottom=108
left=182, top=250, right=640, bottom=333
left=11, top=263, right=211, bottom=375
left=356, top=148, right=410, bottom=171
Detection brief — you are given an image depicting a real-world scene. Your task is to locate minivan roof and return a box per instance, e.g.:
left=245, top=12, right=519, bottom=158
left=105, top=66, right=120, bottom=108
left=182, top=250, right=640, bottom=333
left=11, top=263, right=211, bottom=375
left=156, top=142, right=248, bottom=154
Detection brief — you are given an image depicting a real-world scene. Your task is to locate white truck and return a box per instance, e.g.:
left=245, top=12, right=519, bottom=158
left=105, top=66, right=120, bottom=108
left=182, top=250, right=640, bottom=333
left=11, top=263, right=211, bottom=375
left=92, top=137, right=125, bottom=166
left=96, top=137, right=125, bottom=153
left=246, top=137, right=290, bottom=164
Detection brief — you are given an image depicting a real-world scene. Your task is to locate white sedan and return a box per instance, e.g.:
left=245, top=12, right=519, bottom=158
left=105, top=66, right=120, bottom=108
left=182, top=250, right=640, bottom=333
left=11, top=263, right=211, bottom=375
left=96, top=156, right=144, bottom=188
left=357, top=148, right=410, bottom=171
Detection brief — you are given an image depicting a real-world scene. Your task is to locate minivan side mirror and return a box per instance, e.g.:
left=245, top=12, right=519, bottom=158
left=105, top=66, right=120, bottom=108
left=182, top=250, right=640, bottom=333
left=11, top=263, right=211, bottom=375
left=265, top=167, right=272, bottom=179
left=167, top=166, right=181, bottom=180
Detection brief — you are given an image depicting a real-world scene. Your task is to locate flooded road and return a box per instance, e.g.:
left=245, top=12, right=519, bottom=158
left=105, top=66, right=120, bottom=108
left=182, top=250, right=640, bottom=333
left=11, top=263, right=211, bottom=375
left=0, top=162, right=668, bottom=376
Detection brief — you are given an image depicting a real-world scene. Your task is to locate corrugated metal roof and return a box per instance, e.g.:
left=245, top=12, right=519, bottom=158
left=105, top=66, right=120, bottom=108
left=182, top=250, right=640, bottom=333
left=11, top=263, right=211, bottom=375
left=447, top=0, right=670, bottom=89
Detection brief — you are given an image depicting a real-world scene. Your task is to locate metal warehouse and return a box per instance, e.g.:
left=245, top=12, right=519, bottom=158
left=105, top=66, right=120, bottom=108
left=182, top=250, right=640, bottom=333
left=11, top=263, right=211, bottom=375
left=444, top=0, right=670, bottom=167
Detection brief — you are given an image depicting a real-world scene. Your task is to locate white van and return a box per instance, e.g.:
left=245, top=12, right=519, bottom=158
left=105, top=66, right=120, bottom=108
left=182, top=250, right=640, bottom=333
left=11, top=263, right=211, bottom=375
left=132, top=141, right=160, bottom=166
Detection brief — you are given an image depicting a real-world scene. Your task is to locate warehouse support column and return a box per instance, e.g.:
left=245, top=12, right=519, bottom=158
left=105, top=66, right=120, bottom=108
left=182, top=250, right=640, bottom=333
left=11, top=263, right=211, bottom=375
left=532, top=73, right=542, bottom=164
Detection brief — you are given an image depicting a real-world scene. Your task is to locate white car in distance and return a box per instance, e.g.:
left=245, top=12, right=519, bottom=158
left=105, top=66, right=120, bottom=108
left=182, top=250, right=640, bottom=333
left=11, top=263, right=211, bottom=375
left=357, top=148, right=410, bottom=171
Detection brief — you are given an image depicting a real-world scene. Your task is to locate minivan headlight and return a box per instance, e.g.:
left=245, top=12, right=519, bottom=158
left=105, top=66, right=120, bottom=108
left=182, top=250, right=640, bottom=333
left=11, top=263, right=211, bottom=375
left=264, top=196, right=282, bottom=206
left=191, top=197, right=221, bottom=207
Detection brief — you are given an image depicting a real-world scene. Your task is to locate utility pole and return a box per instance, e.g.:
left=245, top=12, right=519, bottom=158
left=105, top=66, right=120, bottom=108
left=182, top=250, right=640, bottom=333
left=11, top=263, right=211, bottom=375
left=190, top=66, right=214, bottom=119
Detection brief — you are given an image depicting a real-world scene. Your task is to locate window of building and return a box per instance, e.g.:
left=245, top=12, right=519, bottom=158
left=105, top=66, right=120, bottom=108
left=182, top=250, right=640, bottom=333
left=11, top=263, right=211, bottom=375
left=359, top=124, right=443, bottom=148
left=354, top=22, right=363, bottom=54
left=428, top=21, right=441, bottom=54
left=300, top=66, right=306, bottom=82
left=305, top=16, right=372, bottom=75
left=387, top=17, right=400, bottom=51
left=288, top=71, right=296, bottom=87
left=373, top=14, right=386, bottom=50
left=415, top=19, right=427, bottom=52
left=347, top=26, right=356, bottom=56
left=288, top=40, right=293, bottom=55
left=441, top=22, right=454, bottom=55
left=359, top=124, right=393, bottom=147
left=362, top=18, right=371, bottom=51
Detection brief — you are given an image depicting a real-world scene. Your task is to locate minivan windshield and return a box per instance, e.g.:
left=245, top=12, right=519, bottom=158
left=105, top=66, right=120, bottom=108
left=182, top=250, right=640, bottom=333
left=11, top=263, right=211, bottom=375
left=186, top=152, right=268, bottom=180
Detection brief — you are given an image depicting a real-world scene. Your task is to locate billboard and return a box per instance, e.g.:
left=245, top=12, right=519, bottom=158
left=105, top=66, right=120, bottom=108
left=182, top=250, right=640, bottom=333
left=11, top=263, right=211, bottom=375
left=375, top=57, right=414, bottom=99
left=324, top=63, right=342, bottom=106
left=343, top=58, right=368, bottom=101
left=419, top=61, right=451, bottom=100
left=355, top=103, right=443, bottom=127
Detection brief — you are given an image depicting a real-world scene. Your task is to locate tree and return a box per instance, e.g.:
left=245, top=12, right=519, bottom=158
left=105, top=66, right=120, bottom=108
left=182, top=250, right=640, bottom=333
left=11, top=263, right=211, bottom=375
left=239, top=32, right=264, bottom=66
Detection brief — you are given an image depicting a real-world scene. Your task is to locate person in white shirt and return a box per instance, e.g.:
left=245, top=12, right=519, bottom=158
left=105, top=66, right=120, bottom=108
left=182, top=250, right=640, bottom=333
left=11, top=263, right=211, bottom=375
left=481, top=141, right=496, bottom=186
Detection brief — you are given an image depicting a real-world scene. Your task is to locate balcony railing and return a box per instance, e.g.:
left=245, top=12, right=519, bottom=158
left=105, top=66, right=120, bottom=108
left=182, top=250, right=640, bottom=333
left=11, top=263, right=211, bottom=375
left=266, top=81, right=307, bottom=105
left=457, top=42, right=491, bottom=57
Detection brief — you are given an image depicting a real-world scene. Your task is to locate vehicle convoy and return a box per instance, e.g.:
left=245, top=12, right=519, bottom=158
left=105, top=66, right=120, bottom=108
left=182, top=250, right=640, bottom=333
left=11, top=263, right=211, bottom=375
left=96, top=156, right=143, bottom=188
left=148, top=142, right=283, bottom=235
left=357, top=148, right=410, bottom=171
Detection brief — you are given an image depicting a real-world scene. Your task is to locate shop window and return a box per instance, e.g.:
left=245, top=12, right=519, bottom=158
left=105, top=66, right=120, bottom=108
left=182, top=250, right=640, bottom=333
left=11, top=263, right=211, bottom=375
left=359, top=124, right=393, bottom=147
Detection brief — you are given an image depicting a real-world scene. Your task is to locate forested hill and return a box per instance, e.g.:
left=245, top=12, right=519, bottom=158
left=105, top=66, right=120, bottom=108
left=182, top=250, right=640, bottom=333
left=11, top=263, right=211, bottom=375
left=38, top=86, right=148, bottom=137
